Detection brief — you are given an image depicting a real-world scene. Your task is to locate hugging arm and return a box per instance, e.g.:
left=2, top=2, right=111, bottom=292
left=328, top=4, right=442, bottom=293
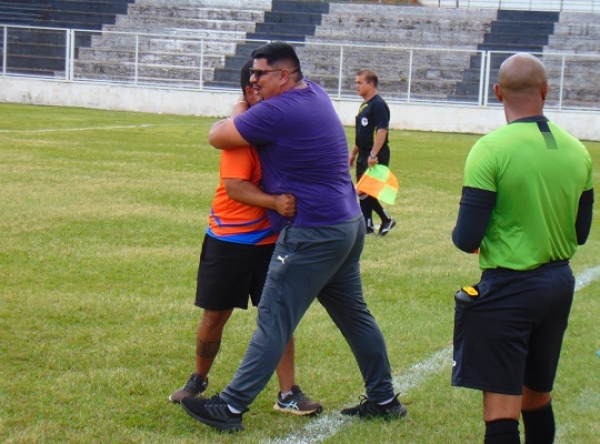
left=208, top=100, right=252, bottom=150
left=224, top=178, right=296, bottom=218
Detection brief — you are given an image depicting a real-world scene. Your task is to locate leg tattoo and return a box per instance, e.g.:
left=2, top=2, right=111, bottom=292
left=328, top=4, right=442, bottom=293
left=196, top=339, right=221, bottom=358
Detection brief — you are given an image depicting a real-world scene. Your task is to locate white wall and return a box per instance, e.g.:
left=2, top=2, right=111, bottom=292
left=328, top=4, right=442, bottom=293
left=1, top=77, right=599, bottom=141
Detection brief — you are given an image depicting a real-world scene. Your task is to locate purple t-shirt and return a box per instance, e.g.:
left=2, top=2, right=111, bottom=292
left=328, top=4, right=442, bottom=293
left=234, top=80, right=360, bottom=232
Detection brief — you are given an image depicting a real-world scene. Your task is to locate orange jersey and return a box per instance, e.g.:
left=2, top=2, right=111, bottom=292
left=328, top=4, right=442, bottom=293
left=207, top=146, right=278, bottom=245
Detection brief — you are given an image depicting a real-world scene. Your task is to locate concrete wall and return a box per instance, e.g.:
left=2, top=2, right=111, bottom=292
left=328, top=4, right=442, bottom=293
left=1, top=77, right=599, bottom=141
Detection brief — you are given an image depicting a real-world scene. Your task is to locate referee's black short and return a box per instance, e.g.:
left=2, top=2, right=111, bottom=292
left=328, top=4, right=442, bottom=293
left=356, top=146, right=390, bottom=180
left=195, top=234, right=275, bottom=311
left=452, top=260, right=575, bottom=395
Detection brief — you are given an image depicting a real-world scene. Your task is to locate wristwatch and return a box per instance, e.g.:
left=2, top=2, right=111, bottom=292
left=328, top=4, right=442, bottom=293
left=369, top=153, right=378, bottom=159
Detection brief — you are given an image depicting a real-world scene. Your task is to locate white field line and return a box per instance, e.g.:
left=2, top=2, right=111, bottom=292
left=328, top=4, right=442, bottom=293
left=574, top=264, right=600, bottom=291
left=263, top=266, right=600, bottom=444
left=0, top=124, right=154, bottom=133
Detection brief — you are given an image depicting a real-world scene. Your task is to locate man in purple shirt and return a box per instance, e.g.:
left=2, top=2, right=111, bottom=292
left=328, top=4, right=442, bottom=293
left=180, top=41, right=406, bottom=432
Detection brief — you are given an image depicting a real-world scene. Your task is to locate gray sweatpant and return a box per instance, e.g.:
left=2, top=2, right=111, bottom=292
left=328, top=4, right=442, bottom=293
left=221, top=214, right=395, bottom=411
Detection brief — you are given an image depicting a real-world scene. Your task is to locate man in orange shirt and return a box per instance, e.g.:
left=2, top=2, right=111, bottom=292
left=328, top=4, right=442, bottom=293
left=169, top=60, right=321, bottom=416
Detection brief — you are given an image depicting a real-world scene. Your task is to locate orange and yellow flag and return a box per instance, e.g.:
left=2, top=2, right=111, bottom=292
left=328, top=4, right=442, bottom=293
left=356, top=165, right=399, bottom=205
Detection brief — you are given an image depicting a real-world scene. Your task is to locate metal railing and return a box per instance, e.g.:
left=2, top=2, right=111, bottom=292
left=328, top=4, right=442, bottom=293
left=1, top=25, right=599, bottom=111
left=430, top=0, right=600, bottom=11
left=318, top=0, right=600, bottom=12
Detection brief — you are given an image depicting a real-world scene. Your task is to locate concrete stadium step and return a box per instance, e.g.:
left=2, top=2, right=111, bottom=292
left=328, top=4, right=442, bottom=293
left=243, top=0, right=329, bottom=43
left=131, top=0, right=271, bottom=8
left=106, top=16, right=257, bottom=33
left=482, top=32, right=551, bottom=46
left=0, top=4, right=44, bottom=24
left=84, top=34, right=239, bottom=54
left=76, top=48, right=226, bottom=68
left=452, top=9, right=560, bottom=102
left=206, top=1, right=330, bottom=89
left=496, top=9, right=559, bottom=22
left=125, top=5, right=265, bottom=22
left=51, top=0, right=133, bottom=14
left=310, top=29, right=488, bottom=48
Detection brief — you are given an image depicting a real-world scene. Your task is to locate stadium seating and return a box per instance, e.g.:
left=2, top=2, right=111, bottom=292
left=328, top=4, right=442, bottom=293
left=0, top=0, right=135, bottom=76
left=1, top=0, right=598, bottom=107
left=298, top=4, right=497, bottom=100
left=211, top=0, right=331, bottom=88
left=72, top=0, right=272, bottom=86
left=453, top=10, right=560, bottom=102
left=544, top=12, right=600, bottom=106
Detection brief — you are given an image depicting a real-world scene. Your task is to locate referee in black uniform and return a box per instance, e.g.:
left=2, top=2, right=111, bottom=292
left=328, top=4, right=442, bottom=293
left=349, top=69, right=396, bottom=236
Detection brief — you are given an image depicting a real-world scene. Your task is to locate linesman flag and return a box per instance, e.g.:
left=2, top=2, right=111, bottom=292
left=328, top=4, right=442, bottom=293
left=356, top=164, right=399, bottom=205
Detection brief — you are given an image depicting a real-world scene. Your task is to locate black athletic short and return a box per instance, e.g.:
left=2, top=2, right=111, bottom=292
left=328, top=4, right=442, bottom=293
left=452, top=260, right=575, bottom=395
left=356, top=146, right=390, bottom=180
left=195, top=234, right=275, bottom=311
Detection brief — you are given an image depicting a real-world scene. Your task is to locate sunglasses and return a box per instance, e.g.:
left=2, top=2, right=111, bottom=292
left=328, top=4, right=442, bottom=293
left=249, top=68, right=283, bottom=79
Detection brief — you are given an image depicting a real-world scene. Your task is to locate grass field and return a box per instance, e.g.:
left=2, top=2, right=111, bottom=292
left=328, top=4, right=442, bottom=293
left=1, top=103, right=598, bottom=444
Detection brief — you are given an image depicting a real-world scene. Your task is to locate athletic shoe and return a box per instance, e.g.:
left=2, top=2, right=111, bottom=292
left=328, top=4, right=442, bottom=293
left=341, top=394, right=407, bottom=419
left=273, top=385, right=323, bottom=416
left=169, top=373, right=208, bottom=403
left=366, top=218, right=376, bottom=235
left=378, top=219, right=396, bottom=236
left=181, top=393, right=245, bottom=432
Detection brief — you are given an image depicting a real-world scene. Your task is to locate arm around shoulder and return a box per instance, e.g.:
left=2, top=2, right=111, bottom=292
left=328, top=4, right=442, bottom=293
left=208, top=118, right=251, bottom=150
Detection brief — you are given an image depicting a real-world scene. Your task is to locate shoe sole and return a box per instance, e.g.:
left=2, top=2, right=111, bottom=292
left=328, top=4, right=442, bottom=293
left=273, top=402, right=323, bottom=416
left=341, top=406, right=408, bottom=419
left=181, top=402, right=243, bottom=432
left=169, top=392, right=202, bottom=404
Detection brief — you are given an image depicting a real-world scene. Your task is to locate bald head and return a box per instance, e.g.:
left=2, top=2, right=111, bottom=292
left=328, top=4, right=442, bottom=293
left=497, top=53, right=547, bottom=97
left=494, top=53, right=549, bottom=122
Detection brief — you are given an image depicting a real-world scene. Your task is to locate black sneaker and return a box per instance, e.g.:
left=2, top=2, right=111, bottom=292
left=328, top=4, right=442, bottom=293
left=169, top=374, right=208, bottom=403
left=273, top=385, right=323, bottom=416
left=181, top=393, right=245, bottom=432
left=341, top=394, right=407, bottom=419
left=378, top=219, right=396, bottom=236
left=366, top=218, right=376, bottom=235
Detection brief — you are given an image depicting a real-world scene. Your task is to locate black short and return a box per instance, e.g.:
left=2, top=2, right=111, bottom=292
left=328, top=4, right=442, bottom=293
left=356, top=146, right=390, bottom=180
left=452, top=260, right=574, bottom=395
left=195, top=234, right=275, bottom=311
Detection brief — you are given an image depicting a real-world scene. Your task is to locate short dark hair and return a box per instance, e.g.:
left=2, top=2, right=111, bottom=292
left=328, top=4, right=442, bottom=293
left=240, top=59, right=253, bottom=93
left=251, top=41, right=303, bottom=80
left=357, top=69, right=378, bottom=88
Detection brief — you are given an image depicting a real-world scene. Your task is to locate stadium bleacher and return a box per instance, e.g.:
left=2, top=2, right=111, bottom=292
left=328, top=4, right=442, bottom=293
left=453, top=10, right=560, bottom=102
left=0, top=0, right=135, bottom=76
left=0, top=0, right=598, bottom=107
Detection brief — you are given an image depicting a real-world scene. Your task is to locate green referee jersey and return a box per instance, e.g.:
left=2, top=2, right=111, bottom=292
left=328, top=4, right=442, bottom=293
left=464, top=117, right=594, bottom=271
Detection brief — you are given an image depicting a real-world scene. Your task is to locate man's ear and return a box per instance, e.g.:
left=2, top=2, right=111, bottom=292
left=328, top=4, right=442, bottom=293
left=280, top=69, right=294, bottom=83
left=493, top=84, right=503, bottom=102
left=541, top=83, right=549, bottom=101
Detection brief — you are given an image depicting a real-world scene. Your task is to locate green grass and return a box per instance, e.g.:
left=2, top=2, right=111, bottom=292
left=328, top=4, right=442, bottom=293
left=1, top=103, right=599, bottom=443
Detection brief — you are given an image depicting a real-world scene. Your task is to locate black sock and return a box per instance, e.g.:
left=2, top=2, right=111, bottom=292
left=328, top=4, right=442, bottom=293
left=485, top=418, right=520, bottom=444
left=522, top=402, right=555, bottom=444
left=371, top=199, right=390, bottom=223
